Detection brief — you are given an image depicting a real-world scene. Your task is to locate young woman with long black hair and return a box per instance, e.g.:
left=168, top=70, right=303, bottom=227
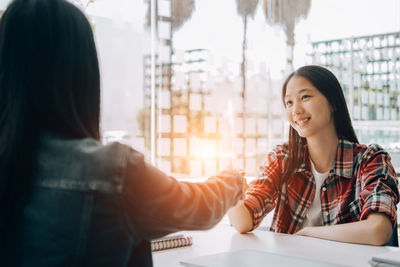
left=0, top=0, right=244, bottom=266
left=228, top=65, right=399, bottom=246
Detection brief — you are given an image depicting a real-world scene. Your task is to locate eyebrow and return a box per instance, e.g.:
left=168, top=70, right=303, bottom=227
left=285, top=88, right=313, bottom=99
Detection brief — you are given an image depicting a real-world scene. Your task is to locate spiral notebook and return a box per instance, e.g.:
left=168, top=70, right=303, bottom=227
left=151, top=234, right=193, bottom=252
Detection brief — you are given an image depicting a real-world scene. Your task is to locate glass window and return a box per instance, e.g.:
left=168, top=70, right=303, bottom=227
left=2, top=0, right=398, bottom=177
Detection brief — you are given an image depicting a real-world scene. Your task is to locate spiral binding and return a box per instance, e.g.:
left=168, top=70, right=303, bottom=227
left=151, top=236, right=193, bottom=251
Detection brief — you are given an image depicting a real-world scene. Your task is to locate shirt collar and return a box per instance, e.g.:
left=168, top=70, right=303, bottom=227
left=331, top=138, right=355, bottom=179
left=295, top=138, right=354, bottom=179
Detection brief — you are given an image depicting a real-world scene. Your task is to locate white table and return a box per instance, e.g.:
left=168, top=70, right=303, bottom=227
left=152, top=218, right=400, bottom=267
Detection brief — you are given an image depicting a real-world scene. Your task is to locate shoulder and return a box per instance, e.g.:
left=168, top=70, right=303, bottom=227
left=39, top=134, right=146, bottom=174
left=338, top=139, right=389, bottom=160
left=271, top=143, right=289, bottom=158
left=352, top=142, right=389, bottom=162
left=350, top=142, right=395, bottom=176
left=261, top=143, right=289, bottom=166
left=67, top=138, right=130, bottom=168
left=87, top=141, right=146, bottom=171
left=35, top=136, right=145, bottom=192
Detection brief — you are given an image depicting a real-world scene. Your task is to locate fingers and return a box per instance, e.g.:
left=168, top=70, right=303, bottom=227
left=217, top=169, right=249, bottom=199
left=243, top=179, right=249, bottom=191
left=233, top=169, right=249, bottom=196
left=233, top=168, right=245, bottom=176
left=231, top=169, right=249, bottom=200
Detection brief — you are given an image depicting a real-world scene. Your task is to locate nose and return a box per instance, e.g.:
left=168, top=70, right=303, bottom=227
left=292, top=101, right=303, bottom=115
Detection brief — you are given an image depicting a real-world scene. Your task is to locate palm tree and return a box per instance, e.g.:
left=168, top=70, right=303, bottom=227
left=235, top=0, right=259, bottom=166
left=146, top=0, right=196, bottom=92
left=170, top=0, right=196, bottom=33
left=235, top=0, right=259, bottom=109
left=69, top=0, right=95, bottom=9
left=146, top=0, right=195, bottom=44
left=145, top=0, right=195, bottom=92
left=263, top=0, right=311, bottom=72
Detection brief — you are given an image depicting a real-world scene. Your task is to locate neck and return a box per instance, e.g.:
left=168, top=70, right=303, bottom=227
left=306, top=130, right=339, bottom=173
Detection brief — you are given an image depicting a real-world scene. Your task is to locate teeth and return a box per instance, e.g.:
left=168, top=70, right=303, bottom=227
left=296, top=118, right=310, bottom=125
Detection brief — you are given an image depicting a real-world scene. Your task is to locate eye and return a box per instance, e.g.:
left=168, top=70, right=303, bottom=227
left=301, top=95, right=311, bottom=101
left=285, top=100, right=293, bottom=107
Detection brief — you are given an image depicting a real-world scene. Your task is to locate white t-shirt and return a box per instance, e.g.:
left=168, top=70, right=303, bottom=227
left=301, top=159, right=329, bottom=228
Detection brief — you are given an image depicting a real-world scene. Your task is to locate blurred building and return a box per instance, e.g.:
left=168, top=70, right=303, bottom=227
left=310, top=32, right=400, bottom=172
left=141, top=0, right=285, bottom=177
left=141, top=48, right=288, bottom=177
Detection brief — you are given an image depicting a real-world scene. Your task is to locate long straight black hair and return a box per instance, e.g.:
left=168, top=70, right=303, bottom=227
left=280, top=65, right=358, bottom=190
left=0, top=0, right=100, bottom=229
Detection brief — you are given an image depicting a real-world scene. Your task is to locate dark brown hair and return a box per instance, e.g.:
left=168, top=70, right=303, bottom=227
left=0, top=0, right=100, bottom=230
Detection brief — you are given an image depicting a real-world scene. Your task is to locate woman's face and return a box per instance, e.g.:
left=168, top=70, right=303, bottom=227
left=284, top=75, right=335, bottom=139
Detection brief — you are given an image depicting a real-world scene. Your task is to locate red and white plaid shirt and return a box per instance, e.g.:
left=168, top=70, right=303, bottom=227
left=244, top=139, right=399, bottom=234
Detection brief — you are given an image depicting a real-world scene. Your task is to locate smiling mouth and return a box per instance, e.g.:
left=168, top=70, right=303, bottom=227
left=295, top=117, right=310, bottom=126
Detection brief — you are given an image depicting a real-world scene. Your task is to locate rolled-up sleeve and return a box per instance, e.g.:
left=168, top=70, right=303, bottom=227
left=359, top=145, right=399, bottom=228
left=244, top=146, right=285, bottom=231
left=120, top=147, right=243, bottom=240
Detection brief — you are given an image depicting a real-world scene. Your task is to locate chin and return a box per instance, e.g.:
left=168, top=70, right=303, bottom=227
left=294, top=129, right=310, bottom=138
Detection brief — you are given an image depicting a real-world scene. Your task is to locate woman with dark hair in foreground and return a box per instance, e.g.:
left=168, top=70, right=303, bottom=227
left=0, top=0, right=244, bottom=266
left=229, top=65, right=399, bottom=246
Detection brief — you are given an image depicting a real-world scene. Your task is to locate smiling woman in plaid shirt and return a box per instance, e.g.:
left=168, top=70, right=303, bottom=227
left=228, top=65, right=399, bottom=245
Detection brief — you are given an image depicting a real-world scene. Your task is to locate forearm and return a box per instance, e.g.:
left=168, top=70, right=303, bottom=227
left=126, top=157, right=244, bottom=239
left=295, top=213, right=393, bottom=245
left=228, top=201, right=253, bottom=234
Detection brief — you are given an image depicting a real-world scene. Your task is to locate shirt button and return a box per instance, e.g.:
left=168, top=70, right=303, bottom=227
left=322, top=187, right=326, bottom=192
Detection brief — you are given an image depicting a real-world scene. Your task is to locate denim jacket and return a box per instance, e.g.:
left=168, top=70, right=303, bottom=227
left=8, top=135, right=242, bottom=267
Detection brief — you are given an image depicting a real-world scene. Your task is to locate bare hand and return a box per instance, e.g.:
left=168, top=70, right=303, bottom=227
left=233, top=169, right=249, bottom=199
left=242, top=178, right=249, bottom=198
left=215, top=169, right=245, bottom=187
